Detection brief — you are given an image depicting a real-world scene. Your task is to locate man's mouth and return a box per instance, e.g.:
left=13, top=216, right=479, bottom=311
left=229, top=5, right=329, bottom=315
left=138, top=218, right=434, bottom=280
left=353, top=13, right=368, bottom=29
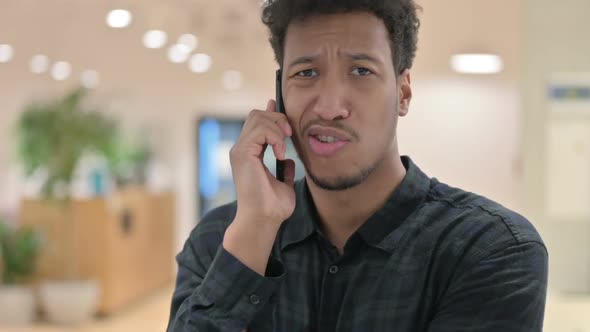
left=307, top=127, right=351, bottom=157
left=307, top=126, right=352, bottom=142
left=314, top=135, right=342, bottom=143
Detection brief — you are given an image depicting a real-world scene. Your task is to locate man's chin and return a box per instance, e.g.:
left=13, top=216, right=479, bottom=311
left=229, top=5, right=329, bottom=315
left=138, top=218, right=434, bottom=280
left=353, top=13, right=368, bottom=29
left=307, top=172, right=367, bottom=191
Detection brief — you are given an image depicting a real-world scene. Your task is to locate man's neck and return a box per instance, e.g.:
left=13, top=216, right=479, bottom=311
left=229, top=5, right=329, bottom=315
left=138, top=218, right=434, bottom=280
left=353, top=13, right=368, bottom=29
left=306, top=152, right=407, bottom=253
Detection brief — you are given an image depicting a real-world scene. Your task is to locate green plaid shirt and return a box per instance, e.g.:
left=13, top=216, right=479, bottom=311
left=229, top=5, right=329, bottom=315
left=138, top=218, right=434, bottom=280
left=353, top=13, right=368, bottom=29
left=168, top=156, right=547, bottom=332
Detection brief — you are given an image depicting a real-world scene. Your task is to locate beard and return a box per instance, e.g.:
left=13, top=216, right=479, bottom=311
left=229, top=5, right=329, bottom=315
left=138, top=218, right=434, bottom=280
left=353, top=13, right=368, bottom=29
left=290, top=131, right=386, bottom=191
left=306, top=160, right=381, bottom=191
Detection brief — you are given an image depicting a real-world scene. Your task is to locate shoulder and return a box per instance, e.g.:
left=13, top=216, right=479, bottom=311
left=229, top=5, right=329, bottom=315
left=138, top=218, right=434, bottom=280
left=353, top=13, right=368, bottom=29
left=421, top=179, right=546, bottom=264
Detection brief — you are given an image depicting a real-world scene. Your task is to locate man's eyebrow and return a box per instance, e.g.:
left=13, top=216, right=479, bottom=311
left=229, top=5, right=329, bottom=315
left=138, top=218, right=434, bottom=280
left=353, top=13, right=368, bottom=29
left=287, top=52, right=383, bottom=70
left=287, top=55, right=317, bottom=70
left=344, top=52, right=383, bottom=65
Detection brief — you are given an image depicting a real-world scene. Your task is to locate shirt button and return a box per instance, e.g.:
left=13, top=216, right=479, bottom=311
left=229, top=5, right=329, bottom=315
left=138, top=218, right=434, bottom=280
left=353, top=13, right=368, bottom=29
left=249, top=294, right=261, bottom=305
left=329, top=265, right=339, bottom=274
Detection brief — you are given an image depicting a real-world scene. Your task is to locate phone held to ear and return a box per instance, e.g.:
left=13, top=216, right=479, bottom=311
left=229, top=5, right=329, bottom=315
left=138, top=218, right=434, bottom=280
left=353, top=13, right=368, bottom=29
left=275, top=69, right=286, bottom=182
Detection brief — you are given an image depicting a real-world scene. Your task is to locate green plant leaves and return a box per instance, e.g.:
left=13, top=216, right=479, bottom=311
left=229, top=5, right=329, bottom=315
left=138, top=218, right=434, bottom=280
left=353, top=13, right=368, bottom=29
left=0, top=221, right=42, bottom=285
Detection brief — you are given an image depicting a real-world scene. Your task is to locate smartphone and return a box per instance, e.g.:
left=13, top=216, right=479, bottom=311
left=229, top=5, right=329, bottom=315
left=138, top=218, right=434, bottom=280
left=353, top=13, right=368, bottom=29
left=275, top=69, right=285, bottom=182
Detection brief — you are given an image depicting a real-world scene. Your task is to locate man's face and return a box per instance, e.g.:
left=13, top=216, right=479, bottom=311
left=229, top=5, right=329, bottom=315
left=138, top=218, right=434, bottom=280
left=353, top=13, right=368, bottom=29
left=282, top=11, right=410, bottom=191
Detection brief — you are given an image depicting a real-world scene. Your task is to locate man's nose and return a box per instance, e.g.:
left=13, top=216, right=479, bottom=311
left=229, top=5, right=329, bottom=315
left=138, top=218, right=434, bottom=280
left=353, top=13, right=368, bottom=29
left=311, top=77, right=350, bottom=121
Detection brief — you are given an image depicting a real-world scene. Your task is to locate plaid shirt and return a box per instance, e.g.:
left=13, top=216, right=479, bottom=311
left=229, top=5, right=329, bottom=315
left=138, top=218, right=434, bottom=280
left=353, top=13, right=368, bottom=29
left=167, top=156, right=547, bottom=332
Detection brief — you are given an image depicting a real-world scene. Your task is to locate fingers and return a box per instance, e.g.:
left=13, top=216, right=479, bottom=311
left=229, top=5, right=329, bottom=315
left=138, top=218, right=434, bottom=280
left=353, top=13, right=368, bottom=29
left=283, top=159, right=296, bottom=187
left=266, top=100, right=292, bottom=137
left=249, top=122, right=287, bottom=159
left=276, top=118, right=292, bottom=137
left=231, top=120, right=285, bottom=161
left=237, top=101, right=293, bottom=158
left=267, top=99, right=276, bottom=112
left=232, top=101, right=293, bottom=164
left=243, top=110, right=291, bottom=137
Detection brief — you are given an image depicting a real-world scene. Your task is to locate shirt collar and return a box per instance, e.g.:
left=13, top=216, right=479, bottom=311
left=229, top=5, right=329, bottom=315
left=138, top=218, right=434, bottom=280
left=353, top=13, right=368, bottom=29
left=278, top=156, right=432, bottom=253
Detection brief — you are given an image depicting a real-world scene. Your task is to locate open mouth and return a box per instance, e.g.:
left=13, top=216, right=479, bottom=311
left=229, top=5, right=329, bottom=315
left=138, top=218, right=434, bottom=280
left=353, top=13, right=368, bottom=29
left=305, top=126, right=353, bottom=157
left=308, top=134, right=349, bottom=156
left=315, top=135, right=341, bottom=143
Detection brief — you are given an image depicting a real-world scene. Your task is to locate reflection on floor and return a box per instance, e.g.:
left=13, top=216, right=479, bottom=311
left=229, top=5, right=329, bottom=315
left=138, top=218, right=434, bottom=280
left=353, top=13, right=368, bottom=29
left=3, top=287, right=590, bottom=332
left=5, top=286, right=173, bottom=332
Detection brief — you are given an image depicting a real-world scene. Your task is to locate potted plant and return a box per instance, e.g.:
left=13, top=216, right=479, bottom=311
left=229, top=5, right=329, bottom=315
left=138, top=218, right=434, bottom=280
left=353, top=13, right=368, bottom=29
left=0, top=220, right=41, bottom=326
left=15, top=87, right=121, bottom=324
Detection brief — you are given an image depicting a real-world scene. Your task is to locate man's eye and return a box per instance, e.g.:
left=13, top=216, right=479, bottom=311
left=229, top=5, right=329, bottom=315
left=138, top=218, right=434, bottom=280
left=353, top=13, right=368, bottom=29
left=351, top=67, right=373, bottom=76
left=296, top=69, right=318, bottom=77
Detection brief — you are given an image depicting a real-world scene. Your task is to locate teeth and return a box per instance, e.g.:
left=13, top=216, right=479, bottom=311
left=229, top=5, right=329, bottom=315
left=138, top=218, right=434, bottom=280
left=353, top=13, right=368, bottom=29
left=317, top=135, right=339, bottom=143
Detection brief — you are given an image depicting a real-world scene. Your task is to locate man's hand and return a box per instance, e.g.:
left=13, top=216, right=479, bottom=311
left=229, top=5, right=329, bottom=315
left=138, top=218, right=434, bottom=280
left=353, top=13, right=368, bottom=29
left=230, top=99, right=296, bottom=225
left=223, top=99, right=296, bottom=275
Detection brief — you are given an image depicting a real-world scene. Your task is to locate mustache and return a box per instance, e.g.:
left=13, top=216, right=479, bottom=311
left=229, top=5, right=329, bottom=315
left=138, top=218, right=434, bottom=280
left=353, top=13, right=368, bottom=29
left=301, top=119, right=359, bottom=141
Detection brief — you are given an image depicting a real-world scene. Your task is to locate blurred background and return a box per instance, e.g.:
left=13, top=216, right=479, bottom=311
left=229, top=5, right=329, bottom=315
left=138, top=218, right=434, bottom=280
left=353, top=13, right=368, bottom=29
left=0, top=0, right=588, bottom=331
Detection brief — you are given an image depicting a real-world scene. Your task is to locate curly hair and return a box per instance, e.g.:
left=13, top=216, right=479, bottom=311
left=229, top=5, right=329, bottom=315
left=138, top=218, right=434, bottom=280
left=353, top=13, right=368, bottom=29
left=261, top=0, right=421, bottom=75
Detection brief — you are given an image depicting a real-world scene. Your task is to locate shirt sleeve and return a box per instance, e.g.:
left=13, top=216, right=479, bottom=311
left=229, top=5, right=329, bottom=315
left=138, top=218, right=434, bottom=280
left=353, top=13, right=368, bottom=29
left=427, top=241, right=548, bottom=332
left=166, top=206, right=285, bottom=332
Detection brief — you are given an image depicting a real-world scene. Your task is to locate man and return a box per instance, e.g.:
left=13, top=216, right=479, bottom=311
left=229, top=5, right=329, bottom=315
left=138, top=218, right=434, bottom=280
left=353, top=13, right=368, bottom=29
left=167, top=1, right=548, bottom=331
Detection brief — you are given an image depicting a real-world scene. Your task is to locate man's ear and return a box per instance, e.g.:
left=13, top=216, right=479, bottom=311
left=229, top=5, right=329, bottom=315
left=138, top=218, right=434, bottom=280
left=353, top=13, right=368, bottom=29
left=398, top=69, right=412, bottom=117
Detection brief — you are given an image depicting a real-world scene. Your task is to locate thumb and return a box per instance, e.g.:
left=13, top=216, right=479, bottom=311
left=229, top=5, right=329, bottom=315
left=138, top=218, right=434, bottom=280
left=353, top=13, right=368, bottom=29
left=283, top=159, right=296, bottom=187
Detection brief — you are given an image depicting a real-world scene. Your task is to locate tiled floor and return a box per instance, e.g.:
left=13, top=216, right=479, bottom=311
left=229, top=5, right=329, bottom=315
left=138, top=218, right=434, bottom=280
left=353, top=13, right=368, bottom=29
left=2, top=287, right=590, bottom=331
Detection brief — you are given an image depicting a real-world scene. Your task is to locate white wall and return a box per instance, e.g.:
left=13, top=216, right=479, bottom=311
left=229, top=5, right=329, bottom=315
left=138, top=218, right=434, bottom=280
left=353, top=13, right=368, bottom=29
left=400, top=79, right=521, bottom=211
left=521, top=0, right=590, bottom=292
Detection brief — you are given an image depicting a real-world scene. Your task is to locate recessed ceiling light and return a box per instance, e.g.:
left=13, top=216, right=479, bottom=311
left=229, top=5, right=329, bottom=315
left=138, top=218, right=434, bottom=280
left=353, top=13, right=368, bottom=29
left=451, top=54, right=503, bottom=74
left=143, top=30, right=167, bottom=49
left=178, top=34, right=198, bottom=52
left=189, top=53, right=212, bottom=73
left=51, top=61, right=72, bottom=81
left=81, top=70, right=99, bottom=88
left=167, top=44, right=191, bottom=63
left=223, top=70, right=243, bottom=91
left=30, top=55, right=49, bottom=73
left=0, top=44, right=14, bottom=63
left=106, top=9, right=132, bottom=28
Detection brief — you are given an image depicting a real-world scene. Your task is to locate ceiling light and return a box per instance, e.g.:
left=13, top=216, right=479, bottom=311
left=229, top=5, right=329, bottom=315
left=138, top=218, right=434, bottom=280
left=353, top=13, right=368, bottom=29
left=143, top=30, right=167, bottom=49
left=81, top=70, right=99, bottom=88
left=51, top=61, right=72, bottom=81
left=167, top=44, right=191, bottom=63
left=451, top=54, right=503, bottom=74
left=223, top=70, right=243, bottom=91
left=106, top=9, right=132, bottom=28
left=189, top=53, right=212, bottom=73
left=30, top=55, right=49, bottom=73
left=178, top=34, right=198, bottom=52
left=0, top=44, right=14, bottom=63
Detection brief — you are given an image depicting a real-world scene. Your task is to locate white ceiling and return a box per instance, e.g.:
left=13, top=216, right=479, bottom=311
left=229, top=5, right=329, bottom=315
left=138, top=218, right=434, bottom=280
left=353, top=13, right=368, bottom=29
left=0, top=0, right=521, bottom=97
left=0, top=0, right=274, bottom=95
